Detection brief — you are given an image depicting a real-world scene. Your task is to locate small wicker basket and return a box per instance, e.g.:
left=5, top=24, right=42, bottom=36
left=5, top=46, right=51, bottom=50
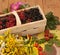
left=0, top=5, right=47, bottom=36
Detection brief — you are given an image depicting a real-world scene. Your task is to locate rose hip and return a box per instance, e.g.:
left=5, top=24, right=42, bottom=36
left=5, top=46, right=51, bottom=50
left=34, top=42, right=39, bottom=48
left=45, top=36, right=50, bottom=41
left=38, top=46, right=43, bottom=51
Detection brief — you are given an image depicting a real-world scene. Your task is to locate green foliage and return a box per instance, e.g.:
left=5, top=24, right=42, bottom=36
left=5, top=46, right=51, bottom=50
left=19, top=4, right=30, bottom=9
left=45, top=44, right=53, bottom=53
left=55, top=40, right=60, bottom=47
left=37, top=38, right=46, bottom=44
left=45, top=12, right=60, bottom=30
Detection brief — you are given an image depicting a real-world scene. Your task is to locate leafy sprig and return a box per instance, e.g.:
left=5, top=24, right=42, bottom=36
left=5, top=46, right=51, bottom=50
left=45, top=12, right=60, bottom=30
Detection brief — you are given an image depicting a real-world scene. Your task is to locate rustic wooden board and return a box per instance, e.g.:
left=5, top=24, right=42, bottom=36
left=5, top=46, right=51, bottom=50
left=0, top=0, right=2, bottom=12
left=0, top=0, right=60, bottom=18
left=1, top=0, right=9, bottom=11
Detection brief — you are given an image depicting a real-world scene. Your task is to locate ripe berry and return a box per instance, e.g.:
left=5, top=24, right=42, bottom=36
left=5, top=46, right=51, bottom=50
left=0, top=25, right=2, bottom=29
left=38, top=46, right=43, bottom=51
left=0, top=21, right=2, bottom=25
left=18, top=11, right=25, bottom=20
left=44, top=33, right=49, bottom=37
left=44, top=29, right=49, bottom=34
left=34, top=42, right=39, bottom=48
left=45, top=36, right=50, bottom=41
left=39, top=51, right=44, bottom=55
left=49, top=33, right=53, bottom=38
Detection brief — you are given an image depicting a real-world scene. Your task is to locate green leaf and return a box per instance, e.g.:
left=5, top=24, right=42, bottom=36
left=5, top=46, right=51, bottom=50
left=45, top=11, right=60, bottom=30
left=45, top=44, right=53, bottom=53
left=55, top=40, right=60, bottom=47
left=37, top=38, right=46, bottom=44
left=48, top=39, right=54, bottom=46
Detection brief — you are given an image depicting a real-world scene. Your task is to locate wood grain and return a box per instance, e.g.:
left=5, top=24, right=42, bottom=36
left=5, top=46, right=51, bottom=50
left=0, top=0, right=60, bottom=18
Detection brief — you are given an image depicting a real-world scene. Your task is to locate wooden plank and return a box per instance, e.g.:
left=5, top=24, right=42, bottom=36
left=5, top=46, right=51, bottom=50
left=0, top=0, right=2, bottom=12
left=43, top=0, right=60, bottom=18
left=9, top=0, right=26, bottom=5
left=25, top=0, right=35, bottom=6
left=0, top=0, right=9, bottom=12
left=35, top=0, right=43, bottom=9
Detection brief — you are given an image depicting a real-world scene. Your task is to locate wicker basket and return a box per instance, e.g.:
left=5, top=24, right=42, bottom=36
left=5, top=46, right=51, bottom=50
left=0, top=5, right=47, bottom=36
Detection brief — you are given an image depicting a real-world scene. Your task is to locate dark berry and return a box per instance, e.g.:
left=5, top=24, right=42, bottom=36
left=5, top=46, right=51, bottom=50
left=2, top=24, right=6, bottom=29
left=2, top=19, right=7, bottom=24
left=26, top=18, right=32, bottom=23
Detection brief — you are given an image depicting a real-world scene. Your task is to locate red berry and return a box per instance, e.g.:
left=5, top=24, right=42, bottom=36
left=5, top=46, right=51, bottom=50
left=39, top=51, right=44, bottom=55
left=18, top=11, right=25, bottom=20
left=45, top=36, right=50, bottom=41
left=0, top=21, right=2, bottom=24
left=0, top=25, right=2, bottom=29
left=38, top=46, right=43, bottom=51
left=49, top=33, right=53, bottom=38
left=34, top=42, right=39, bottom=48
left=6, top=22, right=10, bottom=28
left=44, top=29, right=49, bottom=34
left=44, top=33, right=49, bottom=37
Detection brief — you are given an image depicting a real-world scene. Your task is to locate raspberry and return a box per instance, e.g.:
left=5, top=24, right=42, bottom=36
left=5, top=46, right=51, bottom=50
left=0, top=25, right=2, bottom=29
left=0, top=21, right=2, bottom=25
left=18, top=11, right=25, bottom=20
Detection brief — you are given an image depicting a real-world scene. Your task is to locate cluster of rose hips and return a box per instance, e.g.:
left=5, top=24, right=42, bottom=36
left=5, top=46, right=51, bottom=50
left=18, top=8, right=43, bottom=24
left=44, top=30, right=53, bottom=41
left=0, top=14, right=16, bottom=30
left=34, top=42, right=46, bottom=55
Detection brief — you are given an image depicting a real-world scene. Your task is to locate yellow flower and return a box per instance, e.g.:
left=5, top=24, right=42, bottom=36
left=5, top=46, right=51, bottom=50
left=33, top=47, right=38, bottom=55
left=4, top=29, right=11, bottom=36
left=5, top=48, right=10, bottom=53
left=1, top=48, right=5, bottom=53
left=0, top=36, right=4, bottom=40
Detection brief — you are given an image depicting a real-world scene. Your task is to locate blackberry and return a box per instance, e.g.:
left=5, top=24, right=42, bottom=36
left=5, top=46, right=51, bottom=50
left=18, top=7, right=43, bottom=24
left=2, top=24, right=6, bottom=29
left=1, top=19, right=7, bottom=24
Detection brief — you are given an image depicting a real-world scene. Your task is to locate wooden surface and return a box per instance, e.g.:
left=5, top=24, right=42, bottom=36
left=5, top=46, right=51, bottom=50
left=0, top=0, right=60, bottom=29
left=0, top=0, right=60, bottom=17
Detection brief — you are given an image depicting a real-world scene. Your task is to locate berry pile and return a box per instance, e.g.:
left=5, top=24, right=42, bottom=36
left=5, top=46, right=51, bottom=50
left=34, top=42, right=46, bottom=55
left=18, top=8, right=43, bottom=24
left=44, top=30, right=53, bottom=41
left=0, top=14, right=16, bottom=30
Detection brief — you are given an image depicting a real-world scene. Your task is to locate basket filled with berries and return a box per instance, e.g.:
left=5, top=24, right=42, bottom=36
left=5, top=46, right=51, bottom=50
left=0, top=5, right=47, bottom=36
left=0, top=11, right=21, bottom=34
left=12, top=5, right=47, bottom=36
